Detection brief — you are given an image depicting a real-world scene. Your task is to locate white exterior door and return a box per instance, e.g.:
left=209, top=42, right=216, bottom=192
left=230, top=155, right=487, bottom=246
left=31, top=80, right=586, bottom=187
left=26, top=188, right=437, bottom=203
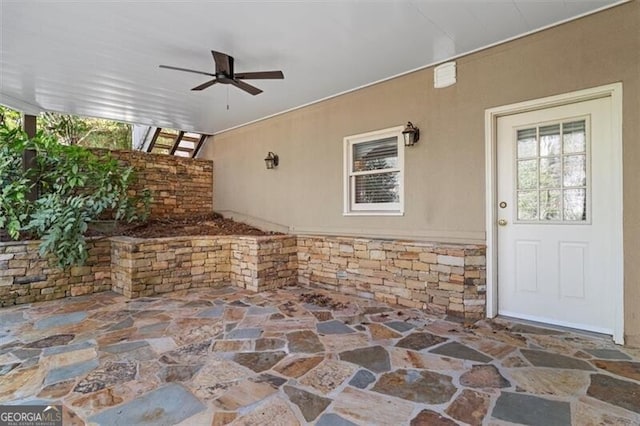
left=497, top=97, right=617, bottom=334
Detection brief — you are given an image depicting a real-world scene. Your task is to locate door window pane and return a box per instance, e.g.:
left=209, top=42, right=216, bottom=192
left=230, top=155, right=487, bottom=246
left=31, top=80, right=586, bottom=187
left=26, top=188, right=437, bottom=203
left=540, top=124, right=560, bottom=156
left=518, top=191, right=538, bottom=221
left=563, top=155, right=586, bottom=187
left=517, top=160, right=537, bottom=189
left=540, top=190, right=561, bottom=220
left=514, top=119, right=589, bottom=222
left=563, top=121, right=586, bottom=153
left=517, top=128, right=537, bottom=158
left=564, top=189, right=587, bottom=221
left=540, top=157, right=561, bottom=189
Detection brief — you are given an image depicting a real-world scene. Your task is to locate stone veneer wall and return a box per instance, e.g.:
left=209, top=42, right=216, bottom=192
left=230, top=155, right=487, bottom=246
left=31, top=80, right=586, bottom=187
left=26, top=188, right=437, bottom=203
left=0, top=235, right=297, bottom=306
left=92, top=149, right=214, bottom=218
left=230, top=236, right=298, bottom=292
left=0, top=233, right=486, bottom=320
left=110, top=236, right=231, bottom=299
left=0, top=240, right=111, bottom=306
left=297, top=235, right=486, bottom=319
left=112, top=235, right=297, bottom=297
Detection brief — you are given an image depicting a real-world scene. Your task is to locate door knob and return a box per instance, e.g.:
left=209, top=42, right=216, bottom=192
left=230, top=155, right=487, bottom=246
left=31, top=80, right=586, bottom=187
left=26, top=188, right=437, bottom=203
left=498, top=219, right=508, bottom=226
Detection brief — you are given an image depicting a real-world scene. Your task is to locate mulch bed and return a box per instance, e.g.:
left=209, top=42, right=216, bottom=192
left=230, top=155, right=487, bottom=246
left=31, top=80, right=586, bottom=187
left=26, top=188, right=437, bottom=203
left=0, top=213, right=278, bottom=242
left=108, top=213, right=278, bottom=238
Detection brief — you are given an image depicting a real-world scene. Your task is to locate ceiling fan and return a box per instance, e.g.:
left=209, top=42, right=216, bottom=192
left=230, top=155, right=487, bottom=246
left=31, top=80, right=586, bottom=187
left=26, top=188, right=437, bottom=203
left=159, top=50, right=284, bottom=96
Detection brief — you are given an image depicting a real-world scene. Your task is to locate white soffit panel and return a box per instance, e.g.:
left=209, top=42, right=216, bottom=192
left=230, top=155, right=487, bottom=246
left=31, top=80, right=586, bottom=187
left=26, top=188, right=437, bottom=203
left=0, top=0, right=627, bottom=135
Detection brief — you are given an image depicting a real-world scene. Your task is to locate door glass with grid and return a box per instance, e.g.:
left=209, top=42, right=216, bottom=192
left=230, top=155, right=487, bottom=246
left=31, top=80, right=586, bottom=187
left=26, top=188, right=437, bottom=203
left=515, top=119, right=588, bottom=223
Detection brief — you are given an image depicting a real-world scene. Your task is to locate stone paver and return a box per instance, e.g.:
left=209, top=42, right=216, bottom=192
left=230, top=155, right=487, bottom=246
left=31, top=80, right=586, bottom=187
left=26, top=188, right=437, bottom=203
left=197, top=305, right=225, bottom=318
left=299, top=359, right=357, bottom=394
left=339, top=345, right=391, bottom=373
left=316, top=413, right=358, bottom=426
left=395, top=332, right=446, bottom=351
left=25, top=334, right=75, bottom=348
left=492, top=391, right=571, bottom=426
left=586, top=348, right=632, bottom=359
left=0, top=285, right=638, bottom=425
left=385, top=320, right=415, bottom=333
left=410, top=409, right=457, bottom=425
left=522, top=348, right=595, bottom=370
left=226, top=327, right=262, bottom=340
left=591, top=359, right=640, bottom=381
left=348, top=369, right=376, bottom=389
left=45, top=358, right=99, bottom=385
left=372, top=369, right=457, bottom=404
left=429, top=341, right=492, bottom=362
left=459, top=364, right=510, bottom=388
left=34, top=312, right=87, bottom=330
left=283, top=385, right=331, bottom=422
left=87, top=383, right=205, bottom=425
left=445, top=389, right=491, bottom=426
left=316, top=319, right=355, bottom=334
left=286, top=330, right=324, bottom=353
left=587, top=373, right=640, bottom=414
left=232, top=351, right=286, bottom=372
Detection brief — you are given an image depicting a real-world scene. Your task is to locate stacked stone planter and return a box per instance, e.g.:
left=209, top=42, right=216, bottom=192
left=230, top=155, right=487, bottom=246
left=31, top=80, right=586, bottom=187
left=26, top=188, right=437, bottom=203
left=297, top=236, right=486, bottom=319
left=0, top=235, right=298, bottom=306
left=0, top=239, right=111, bottom=306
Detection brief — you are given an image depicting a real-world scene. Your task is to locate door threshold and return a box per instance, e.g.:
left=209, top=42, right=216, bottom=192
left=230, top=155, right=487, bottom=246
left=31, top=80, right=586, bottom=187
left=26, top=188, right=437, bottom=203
left=497, top=315, right=614, bottom=342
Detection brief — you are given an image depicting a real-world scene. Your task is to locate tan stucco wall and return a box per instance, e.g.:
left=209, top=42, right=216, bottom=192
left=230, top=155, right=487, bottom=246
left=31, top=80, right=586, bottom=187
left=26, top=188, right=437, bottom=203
left=201, top=2, right=640, bottom=344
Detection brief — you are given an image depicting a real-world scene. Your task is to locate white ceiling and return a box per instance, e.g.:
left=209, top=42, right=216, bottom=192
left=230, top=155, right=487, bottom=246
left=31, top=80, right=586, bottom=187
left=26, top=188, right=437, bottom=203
left=0, top=0, right=623, bottom=135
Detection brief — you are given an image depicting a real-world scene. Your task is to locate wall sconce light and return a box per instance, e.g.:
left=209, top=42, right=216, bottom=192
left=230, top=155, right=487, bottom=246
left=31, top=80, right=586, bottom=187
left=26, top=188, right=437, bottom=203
left=402, top=121, right=420, bottom=147
left=264, top=151, right=279, bottom=169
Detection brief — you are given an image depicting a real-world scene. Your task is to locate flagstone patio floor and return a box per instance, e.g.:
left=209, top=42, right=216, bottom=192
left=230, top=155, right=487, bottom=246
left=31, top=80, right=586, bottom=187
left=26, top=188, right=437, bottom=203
left=1, top=285, right=639, bottom=425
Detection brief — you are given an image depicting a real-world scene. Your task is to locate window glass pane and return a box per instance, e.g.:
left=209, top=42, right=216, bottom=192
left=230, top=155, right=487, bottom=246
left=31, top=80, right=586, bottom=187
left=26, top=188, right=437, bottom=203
left=539, top=124, right=560, bottom=156
left=540, top=157, right=561, bottom=189
left=564, top=189, right=587, bottom=221
left=353, top=137, right=398, bottom=172
left=563, top=120, right=586, bottom=154
left=517, top=128, right=537, bottom=158
left=354, top=172, right=399, bottom=204
left=563, top=155, right=586, bottom=187
left=517, top=191, right=538, bottom=221
left=517, top=159, right=537, bottom=190
left=540, top=189, right=561, bottom=220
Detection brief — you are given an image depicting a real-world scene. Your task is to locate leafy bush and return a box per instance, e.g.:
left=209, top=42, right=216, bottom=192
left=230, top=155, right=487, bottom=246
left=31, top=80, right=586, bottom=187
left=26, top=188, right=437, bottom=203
left=0, top=127, right=32, bottom=239
left=0, top=124, right=151, bottom=268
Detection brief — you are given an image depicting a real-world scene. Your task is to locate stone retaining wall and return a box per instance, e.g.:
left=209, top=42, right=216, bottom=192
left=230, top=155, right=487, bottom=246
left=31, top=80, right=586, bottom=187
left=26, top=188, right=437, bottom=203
left=1, top=234, right=486, bottom=319
left=110, top=236, right=231, bottom=298
left=0, top=240, right=111, bottom=306
left=0, top=235, right=298, bottom=305
left=92, top=149, right=214, bottom=218
left=297, top=235, right=486, bottom=319
left=231, top=236, right=298, bottom=292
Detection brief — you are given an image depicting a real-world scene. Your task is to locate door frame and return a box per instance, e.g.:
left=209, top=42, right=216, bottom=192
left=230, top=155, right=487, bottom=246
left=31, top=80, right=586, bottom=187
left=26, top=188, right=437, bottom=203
left=484, top=83, right=624, bottom=344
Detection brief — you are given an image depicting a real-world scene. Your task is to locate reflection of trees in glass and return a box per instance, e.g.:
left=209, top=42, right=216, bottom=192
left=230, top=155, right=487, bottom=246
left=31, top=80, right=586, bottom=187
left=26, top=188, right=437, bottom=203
left=516, top=120, right=587, bottom=221
left=355, top=158, right=398, bottom=204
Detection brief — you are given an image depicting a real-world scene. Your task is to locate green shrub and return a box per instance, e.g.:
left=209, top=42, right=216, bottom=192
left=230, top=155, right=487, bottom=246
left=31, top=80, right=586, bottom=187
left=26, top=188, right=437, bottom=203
left=0, top=124, right=151, bottom=268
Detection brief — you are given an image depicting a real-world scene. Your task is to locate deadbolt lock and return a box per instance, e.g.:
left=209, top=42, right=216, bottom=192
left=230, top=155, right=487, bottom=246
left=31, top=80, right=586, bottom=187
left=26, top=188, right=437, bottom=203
left=499, top=201, right=507, bottom=208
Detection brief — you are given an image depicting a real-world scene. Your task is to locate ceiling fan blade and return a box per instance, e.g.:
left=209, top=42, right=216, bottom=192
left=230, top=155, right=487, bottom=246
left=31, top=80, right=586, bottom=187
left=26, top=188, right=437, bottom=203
left=235, top=71, right=284, bottom=80
left=159, top=65, right=215, bottom=77
left=191, top=79, right=218, bottom=91
left=211, top=50, right=233, bottom=76
left=230, top=79, right=263, bottom=96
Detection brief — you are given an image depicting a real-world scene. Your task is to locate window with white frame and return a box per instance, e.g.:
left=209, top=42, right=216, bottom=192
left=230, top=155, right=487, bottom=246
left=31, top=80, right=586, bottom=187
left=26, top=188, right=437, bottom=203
left=343, top=126, right=404, bottom=215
